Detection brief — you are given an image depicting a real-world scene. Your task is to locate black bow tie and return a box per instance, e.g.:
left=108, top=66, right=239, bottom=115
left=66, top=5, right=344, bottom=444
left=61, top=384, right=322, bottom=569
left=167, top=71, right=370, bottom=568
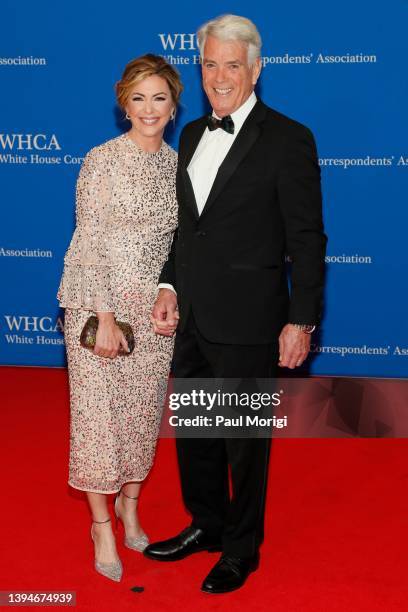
left=207, top=114, right=235, bottom=134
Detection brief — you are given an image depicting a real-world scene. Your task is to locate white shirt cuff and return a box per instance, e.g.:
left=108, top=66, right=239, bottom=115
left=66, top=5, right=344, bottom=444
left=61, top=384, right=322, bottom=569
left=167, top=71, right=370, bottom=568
left=157, top=283, right=177, bottom=295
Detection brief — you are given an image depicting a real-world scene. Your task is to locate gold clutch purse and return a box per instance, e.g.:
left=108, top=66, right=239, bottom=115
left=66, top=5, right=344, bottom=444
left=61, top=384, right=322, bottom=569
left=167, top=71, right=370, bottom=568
left=80, top=315, right=135, bottom=355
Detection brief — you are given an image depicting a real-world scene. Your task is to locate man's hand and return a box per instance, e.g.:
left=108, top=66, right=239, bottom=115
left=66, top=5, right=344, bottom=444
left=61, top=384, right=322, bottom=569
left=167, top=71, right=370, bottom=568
left=278, top=323, right=311, bottom=369
left=151, top=288, right=179, bottom=337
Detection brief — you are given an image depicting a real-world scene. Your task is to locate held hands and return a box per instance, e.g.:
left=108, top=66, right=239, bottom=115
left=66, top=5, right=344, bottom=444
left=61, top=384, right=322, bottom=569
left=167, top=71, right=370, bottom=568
left=151, top=288, right=179, bottom=337
left=278, top=323, right=311, bottom=369
left=94, top=312, right=129, bottom=358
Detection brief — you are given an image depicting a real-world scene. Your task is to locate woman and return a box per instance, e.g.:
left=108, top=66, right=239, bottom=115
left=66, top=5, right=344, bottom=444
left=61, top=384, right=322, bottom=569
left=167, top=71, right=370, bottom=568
left=58, top=54, right=182, bottom=582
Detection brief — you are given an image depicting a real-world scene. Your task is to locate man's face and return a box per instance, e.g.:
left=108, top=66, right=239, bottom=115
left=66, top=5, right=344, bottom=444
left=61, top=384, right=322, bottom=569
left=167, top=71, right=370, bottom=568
left=201, top=35, right=261, bottom=117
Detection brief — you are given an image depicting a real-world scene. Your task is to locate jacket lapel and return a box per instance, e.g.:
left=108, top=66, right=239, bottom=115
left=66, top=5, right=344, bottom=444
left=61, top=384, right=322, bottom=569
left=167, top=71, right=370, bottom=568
left=200, top=100, right=267, bottom=219
left=179, top=117, right=207, bottom=219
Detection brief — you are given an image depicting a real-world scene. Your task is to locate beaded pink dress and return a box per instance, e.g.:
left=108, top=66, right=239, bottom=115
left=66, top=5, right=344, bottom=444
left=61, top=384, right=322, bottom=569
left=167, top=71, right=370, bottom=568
left=58, top=133, right=177, bottom=493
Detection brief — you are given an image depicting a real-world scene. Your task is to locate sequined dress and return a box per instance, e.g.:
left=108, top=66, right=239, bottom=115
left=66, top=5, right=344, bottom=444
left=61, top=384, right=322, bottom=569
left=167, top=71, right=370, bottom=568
left=57, top=133, right=177, bottom=493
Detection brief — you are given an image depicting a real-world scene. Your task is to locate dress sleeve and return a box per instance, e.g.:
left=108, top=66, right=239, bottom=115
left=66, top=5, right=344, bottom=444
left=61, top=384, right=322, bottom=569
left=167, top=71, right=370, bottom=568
left=57, top=147, right=115, bottom=312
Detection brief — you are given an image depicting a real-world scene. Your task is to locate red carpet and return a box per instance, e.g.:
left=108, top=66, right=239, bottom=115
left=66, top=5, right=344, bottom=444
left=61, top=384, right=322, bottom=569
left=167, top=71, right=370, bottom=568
left=1, top=366, right=408, bottom=611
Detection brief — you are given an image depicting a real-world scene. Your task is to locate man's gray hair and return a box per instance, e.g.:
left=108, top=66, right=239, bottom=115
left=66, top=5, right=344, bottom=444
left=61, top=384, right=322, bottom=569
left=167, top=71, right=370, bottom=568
left=197, top=14, right=262, bottom=66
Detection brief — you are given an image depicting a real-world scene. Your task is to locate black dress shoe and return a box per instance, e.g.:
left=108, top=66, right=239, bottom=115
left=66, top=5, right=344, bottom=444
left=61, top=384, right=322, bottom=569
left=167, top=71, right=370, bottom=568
left=201, top=552, right=260, bottom=594
left=143, top=526, right=222, bottom=561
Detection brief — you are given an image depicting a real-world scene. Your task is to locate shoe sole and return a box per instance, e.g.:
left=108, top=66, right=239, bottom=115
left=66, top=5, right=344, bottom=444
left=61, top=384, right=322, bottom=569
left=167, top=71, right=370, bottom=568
left=144, top=544, right=222, bottom=562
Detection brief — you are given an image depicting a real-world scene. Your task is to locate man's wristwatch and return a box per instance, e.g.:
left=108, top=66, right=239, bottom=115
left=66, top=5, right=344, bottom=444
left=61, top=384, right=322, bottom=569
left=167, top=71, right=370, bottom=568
left=291, top=323, right=316, bottom=334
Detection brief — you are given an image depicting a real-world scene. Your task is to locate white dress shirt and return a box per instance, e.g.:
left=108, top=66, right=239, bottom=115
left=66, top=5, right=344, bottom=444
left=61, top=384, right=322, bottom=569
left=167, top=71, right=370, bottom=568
left=159, top=92, right=257, bottom=294
left=187, top=91, right=257, bottom=215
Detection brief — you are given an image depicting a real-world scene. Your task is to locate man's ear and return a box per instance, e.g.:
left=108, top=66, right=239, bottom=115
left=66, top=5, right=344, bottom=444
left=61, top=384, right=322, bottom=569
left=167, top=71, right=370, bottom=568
left=252, top=57, right=262, bottom=85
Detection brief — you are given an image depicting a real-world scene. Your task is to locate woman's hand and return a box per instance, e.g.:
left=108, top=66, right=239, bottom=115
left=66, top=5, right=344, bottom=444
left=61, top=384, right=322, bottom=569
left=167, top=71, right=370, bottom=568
left=151, top=289, right=179, bottom=336
left=94, top=312, right=129, bottom=358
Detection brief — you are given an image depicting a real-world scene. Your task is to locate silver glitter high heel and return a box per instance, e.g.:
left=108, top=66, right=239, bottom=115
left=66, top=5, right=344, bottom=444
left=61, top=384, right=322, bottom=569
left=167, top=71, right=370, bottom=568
left=90, top=517, right=123, bottom=582
left=114, top=490, right=149, bottom=552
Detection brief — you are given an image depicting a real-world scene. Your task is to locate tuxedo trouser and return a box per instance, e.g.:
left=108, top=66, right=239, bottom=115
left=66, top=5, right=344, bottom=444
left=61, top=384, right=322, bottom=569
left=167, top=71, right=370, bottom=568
left=172, top=310, right=279, bottom=558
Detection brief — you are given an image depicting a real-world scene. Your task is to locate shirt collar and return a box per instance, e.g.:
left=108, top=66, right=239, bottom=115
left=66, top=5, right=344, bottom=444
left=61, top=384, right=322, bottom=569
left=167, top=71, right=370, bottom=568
left=212, top=91, right=257, bottom=133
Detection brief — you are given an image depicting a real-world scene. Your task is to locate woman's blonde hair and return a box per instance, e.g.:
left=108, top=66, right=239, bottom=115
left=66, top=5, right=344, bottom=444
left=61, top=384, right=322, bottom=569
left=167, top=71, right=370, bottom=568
left=116, top=54, right=183, bottom=110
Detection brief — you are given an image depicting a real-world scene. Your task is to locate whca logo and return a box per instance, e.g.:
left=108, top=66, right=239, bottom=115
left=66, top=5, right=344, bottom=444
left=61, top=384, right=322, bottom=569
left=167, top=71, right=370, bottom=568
left=0, top=134, right=61, bottom=151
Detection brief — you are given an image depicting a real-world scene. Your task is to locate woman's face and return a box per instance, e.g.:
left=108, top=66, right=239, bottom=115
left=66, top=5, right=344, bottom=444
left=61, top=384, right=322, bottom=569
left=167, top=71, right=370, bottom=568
left=125, top=75, right=174, bottom=140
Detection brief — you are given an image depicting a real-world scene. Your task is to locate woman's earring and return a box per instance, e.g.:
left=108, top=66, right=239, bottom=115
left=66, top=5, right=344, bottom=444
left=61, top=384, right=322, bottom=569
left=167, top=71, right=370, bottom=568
left=170, top=110, right=175, bottom=121
left=125, top=113, right=130, bottom=120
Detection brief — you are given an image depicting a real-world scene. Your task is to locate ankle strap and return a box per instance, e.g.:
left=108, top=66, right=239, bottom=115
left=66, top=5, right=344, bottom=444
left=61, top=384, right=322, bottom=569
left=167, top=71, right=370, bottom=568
left=121, top=490, right=139, bottom=501
left=93, top=517, right=111, bottom=524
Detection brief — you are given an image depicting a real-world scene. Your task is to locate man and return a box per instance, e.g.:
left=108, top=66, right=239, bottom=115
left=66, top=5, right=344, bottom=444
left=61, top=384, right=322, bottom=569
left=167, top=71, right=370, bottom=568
left=145, top=14, right=327, bottom=594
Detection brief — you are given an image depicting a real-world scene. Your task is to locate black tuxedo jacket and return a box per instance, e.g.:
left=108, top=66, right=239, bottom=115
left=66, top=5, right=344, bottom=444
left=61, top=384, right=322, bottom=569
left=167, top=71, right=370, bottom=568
left=159, top=99, right=327, bottom=344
